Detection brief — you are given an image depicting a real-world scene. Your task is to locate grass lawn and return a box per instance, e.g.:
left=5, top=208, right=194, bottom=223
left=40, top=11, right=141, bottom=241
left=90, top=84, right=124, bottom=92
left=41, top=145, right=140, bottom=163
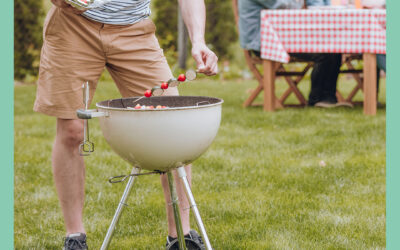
left=14, top=76, right=385, bottom=249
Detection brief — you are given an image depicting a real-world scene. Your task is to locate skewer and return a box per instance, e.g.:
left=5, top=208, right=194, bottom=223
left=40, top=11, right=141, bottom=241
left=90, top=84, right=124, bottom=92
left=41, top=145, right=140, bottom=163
left=145, top=69, right=197, bottom=97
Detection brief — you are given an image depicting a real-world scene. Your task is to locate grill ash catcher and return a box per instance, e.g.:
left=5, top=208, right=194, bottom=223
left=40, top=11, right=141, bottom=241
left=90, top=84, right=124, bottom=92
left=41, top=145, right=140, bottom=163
left=77, top=82, right=223, bottom=250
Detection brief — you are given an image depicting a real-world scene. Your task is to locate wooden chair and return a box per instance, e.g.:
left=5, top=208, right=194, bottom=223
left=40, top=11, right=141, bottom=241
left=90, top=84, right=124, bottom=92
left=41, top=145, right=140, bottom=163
left=337, top=54, right=364, bottom=104
left=232, top=0, right=366, bottom=108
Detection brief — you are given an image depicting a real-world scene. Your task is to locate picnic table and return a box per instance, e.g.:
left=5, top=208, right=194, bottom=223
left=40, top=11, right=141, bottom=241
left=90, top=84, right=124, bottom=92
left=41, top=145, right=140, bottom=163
left=259, top=8, right=386, bottom=115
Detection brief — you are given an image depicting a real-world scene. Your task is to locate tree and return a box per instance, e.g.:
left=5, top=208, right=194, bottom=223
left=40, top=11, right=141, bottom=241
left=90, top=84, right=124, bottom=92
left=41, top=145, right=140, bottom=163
left=14, top=0, right=44, bottom=80
left=153, top=0, right=237, bottom=63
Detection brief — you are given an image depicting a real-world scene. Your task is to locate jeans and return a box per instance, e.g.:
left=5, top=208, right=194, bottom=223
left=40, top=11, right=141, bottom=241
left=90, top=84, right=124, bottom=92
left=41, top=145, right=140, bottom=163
left=377, top=54, right=386, bottom=72
left=291, top=53, right=342, bottom=105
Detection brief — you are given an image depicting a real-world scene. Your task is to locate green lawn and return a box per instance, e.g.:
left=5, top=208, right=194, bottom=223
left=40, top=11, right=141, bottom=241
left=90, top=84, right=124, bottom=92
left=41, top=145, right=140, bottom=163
left=14, top=76, right=385, bottom=249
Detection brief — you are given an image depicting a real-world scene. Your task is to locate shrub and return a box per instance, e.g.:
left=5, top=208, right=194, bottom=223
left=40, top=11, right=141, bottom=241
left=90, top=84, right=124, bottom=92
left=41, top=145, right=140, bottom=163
left=153, top=0, right=237, bottom=62
left=14, top=0, right=44, bottom=80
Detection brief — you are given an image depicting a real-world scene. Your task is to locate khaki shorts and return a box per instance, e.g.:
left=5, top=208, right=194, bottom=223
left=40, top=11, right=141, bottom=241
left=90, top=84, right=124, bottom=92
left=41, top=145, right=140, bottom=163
left=34, top=7, right=177, bottom=119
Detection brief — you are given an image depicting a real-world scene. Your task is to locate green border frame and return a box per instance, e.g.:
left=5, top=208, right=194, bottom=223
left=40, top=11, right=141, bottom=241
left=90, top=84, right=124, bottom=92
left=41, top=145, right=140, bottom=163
left=0, top=0, right=13, bottom=248
left=1, top=0, right=398, bottom=249
left=387, top=0, right=399, bottom=249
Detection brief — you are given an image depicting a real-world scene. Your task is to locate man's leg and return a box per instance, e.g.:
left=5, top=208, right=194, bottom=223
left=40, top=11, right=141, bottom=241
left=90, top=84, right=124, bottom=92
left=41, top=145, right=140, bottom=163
left=52, top=119, right=86, bottom=235
left=316, top=54, right=341, bottom=103
left=161, top=165, right=192, bottom=237
left=34, top=8, right=106, bottom=247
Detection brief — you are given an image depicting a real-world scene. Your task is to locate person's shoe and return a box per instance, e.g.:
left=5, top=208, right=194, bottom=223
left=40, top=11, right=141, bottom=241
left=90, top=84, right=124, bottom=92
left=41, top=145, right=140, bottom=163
left=63, top=233, right=88, bottom=250
left=166, top=230, right=206, bottom=250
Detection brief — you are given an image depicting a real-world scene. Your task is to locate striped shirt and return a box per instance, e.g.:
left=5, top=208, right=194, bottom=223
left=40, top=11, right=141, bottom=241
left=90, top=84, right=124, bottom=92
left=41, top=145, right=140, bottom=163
left=82, top=0, right=151, bottom=25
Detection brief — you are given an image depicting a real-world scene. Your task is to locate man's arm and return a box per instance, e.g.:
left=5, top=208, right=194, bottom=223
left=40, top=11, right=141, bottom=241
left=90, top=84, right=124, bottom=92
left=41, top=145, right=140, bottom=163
left=178, top=0, right=218, bottom=76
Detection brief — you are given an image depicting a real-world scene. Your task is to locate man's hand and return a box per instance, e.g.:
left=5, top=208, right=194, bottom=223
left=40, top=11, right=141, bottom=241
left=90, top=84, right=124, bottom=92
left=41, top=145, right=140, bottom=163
left=51, top=0, right=86, bottom=14
left=191, top=43, right=218, bottom=76
left=178, top=0, right=218, bottom=76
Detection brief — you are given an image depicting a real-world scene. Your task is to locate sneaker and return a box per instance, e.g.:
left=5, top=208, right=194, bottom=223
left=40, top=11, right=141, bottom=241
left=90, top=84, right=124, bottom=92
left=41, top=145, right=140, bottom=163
left=63, top=233, right=88, bottom=250
left=314, top=101, right=354, bottom=108
left=166, top=230, right=206, bottom=250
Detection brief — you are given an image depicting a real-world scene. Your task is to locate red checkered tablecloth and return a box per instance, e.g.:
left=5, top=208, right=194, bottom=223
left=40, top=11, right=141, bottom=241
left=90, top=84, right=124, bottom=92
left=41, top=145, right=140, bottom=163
left=260, top=9, right=386, bottom=63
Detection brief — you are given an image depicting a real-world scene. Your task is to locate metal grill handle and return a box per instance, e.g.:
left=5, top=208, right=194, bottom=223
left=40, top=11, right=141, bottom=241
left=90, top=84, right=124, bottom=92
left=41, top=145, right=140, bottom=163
left=79, top=82, right=94, bottom=156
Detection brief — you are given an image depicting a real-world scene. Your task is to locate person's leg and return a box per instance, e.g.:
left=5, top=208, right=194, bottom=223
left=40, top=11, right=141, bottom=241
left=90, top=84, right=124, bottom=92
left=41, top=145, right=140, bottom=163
left=52, top=119, right=86, bottom=235
left=318, top=54, right=341, bottom=103
left=291, top=53, right=341, bottom=105
left=161, top=166, right=192, bottom=237
left=34, top=7, right=106, bottom=238
left=290, top=53, right=324, bottom=105
left=376, top=54, right=386, bottom=96
left=377, top=54, right=386, bottom=73
left=105, top=19, right=192, bottom=237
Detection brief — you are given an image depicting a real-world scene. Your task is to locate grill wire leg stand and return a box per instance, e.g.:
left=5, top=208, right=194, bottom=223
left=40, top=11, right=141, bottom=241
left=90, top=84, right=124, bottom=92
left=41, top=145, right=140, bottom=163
left=167, top=171, right=187, bottom=250
left=101, top=167, right=141, bottom=250
left=177, top=166, right=213, bottom=250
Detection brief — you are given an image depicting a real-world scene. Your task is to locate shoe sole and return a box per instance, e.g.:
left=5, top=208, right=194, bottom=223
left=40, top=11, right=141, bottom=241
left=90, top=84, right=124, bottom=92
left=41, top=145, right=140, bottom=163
left=314, top=102, right=337, bottom=108
left=314, top=102, right=354, bottom=108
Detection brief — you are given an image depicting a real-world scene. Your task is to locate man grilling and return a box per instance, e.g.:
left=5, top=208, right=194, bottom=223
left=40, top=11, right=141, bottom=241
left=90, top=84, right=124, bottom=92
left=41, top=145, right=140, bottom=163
left=34, top=0, right=218, bottom=249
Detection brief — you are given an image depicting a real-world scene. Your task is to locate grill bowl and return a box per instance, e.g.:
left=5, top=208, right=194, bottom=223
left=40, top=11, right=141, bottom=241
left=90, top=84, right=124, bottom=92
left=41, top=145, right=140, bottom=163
left=95, top=96, right=223, bottom=171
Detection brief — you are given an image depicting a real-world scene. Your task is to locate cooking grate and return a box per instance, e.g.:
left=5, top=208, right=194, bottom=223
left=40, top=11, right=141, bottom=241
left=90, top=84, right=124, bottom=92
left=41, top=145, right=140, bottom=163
left=98, top=96, right=222, bottom=109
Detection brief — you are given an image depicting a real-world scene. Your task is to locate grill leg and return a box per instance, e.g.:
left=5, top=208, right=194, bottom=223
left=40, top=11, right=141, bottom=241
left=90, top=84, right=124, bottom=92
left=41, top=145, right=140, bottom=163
left=177, top=166, right=213, bottom=250
left=100, top=167, right=141, bottom=250
left=166, top=171, right=187, bottom=250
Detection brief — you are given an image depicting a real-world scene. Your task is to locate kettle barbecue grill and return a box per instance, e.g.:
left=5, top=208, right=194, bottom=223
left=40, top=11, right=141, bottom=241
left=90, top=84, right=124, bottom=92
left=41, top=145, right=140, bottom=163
left=77, top=82, right=223, bottom=250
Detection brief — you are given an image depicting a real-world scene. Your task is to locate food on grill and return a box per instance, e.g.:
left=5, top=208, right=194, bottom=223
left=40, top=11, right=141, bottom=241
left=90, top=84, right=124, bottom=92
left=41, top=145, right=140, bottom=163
left=128, top=104, right=168, bottom=110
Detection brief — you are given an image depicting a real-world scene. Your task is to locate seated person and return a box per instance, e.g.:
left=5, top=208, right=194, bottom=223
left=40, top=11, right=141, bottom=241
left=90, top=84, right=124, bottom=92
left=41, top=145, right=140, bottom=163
left=238, top=0, right=347, bottom=108
left=377, top=54, right=386, bottom=73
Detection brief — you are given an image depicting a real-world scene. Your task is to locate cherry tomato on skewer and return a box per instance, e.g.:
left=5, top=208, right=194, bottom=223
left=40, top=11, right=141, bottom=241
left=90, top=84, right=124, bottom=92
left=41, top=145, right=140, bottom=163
left=161, top=82, right=169, bottom=89
left=177, top=74, right=186, bottom=82
left=144, top=90, right=152, bottom=97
